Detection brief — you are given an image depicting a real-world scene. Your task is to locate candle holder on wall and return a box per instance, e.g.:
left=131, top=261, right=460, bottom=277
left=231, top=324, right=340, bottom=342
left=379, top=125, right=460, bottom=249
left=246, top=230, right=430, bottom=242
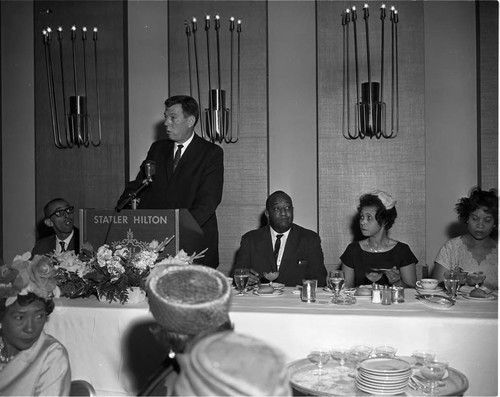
left=342, top=4, right=399, bottom=139
left=185, top=15, right=242, bottom=144
left=42, top=26, right=102, bottom=148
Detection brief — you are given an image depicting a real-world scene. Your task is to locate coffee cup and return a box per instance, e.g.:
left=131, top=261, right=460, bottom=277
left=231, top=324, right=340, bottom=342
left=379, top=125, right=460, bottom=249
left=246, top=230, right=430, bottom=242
left=416, top=278, right=439, bottom=290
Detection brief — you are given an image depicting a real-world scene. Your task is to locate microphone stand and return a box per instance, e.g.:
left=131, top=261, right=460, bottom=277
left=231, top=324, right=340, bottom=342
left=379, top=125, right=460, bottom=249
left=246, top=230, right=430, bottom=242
left=115, top=176, right=153, bottom=212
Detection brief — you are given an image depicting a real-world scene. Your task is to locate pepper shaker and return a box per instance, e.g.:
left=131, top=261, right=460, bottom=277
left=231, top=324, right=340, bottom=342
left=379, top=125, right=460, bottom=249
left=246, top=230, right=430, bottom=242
left=381, top=285, right=392, bottom=305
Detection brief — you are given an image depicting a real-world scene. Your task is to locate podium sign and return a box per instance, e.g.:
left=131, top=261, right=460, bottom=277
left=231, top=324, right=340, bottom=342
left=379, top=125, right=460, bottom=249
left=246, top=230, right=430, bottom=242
left=79, top=209, right=204, bottom=258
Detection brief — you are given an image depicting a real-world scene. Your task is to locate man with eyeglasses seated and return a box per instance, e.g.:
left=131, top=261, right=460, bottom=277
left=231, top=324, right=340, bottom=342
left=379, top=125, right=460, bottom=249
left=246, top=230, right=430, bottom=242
left=31, top=198, right=79, bottom=258
left=232, top=190, right=327, bottom=287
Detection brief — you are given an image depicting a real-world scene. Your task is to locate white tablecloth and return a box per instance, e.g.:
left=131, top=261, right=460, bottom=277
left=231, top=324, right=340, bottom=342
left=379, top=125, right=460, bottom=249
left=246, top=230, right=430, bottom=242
left=45, top=288, right=497, bottom=396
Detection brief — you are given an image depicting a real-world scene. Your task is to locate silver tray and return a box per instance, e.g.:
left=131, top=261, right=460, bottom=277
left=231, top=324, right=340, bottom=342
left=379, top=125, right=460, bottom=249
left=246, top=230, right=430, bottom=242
left=288, top=358, right=469, bottom=396
left=415, top=293, right=455, bottom=309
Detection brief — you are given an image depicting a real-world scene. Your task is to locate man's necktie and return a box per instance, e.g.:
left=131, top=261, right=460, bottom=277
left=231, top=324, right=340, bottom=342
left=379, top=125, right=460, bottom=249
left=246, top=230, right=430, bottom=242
left=272, top=234, right=284, bottom=271
left=173, top=145, right=184, bottom=171
left=59, top=241, right=66, bottom=252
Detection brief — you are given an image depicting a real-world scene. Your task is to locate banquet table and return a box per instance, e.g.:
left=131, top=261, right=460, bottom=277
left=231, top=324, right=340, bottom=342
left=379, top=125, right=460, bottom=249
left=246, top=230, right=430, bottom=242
left=45, top=288, right=497, bottom=396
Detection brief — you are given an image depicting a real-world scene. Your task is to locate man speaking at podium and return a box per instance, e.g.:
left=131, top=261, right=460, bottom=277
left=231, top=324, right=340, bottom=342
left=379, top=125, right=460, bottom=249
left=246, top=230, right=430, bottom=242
left=117, top=95, right=224, bottom=269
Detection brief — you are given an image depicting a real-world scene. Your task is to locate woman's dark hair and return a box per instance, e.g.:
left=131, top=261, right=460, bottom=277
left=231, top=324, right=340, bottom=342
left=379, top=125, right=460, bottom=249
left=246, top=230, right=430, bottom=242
left=0, top=293, right=54, bottom=321
left=456, top=187, right=498, bottom=226
left=358, top=193, right=398, bottom=230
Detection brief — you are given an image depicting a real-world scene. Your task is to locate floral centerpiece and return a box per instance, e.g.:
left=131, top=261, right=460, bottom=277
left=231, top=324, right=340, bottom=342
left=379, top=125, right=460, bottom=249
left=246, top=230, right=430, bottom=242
left=0, top=253, right=60, bottom=305
left=50, top=236, right=206, bottom=304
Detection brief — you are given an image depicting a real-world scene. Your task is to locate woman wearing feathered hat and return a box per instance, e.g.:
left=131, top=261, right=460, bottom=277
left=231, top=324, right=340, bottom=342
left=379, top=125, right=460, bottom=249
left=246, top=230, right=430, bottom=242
left=0, top=253, right=71, bottom=395
left=341, top=190, right=417, bottom=288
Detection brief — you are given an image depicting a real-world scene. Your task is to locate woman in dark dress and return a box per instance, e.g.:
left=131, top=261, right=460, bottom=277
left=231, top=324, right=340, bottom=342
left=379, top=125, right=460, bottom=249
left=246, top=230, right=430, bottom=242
left=341, top=191, right=417, bottom=288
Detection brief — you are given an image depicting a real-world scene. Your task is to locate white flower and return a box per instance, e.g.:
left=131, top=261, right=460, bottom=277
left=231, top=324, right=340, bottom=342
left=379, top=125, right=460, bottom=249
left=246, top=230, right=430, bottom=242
left=370, top=190, right=397, bottom=210
left=97, top=245, right=113, bottom=267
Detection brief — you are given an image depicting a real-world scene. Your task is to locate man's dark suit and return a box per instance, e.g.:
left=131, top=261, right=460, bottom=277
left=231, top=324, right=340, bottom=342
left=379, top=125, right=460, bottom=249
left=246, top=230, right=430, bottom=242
left=31, top=227, right=80, bottom=257
left=234, top=224, right=327, bottom=287
left=119, top=133, right=223, bottom=269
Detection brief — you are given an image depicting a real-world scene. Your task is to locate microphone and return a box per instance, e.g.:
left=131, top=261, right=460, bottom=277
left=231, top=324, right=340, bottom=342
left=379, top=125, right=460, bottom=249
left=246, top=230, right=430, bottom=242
left=143, top=160, right=156, bottom=183
left=115, top=160, right=156, bottom=212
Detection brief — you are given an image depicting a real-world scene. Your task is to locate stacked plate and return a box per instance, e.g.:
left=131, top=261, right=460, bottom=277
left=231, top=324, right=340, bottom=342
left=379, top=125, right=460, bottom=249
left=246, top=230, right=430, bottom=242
left=355, top=358, right=411, bottom=395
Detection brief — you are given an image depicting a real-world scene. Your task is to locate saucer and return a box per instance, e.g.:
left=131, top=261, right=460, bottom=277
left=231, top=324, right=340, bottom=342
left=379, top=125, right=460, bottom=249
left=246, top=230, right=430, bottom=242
left=416, top=286, right=443, bottom=294
left=253, top=289, right=284, bottom=297
left=260, top=282, right=285, bottom=290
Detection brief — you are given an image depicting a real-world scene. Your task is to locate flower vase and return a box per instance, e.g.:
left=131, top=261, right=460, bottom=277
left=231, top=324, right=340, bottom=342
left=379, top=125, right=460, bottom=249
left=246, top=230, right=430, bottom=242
left=126, top=287, right=147, bottom=304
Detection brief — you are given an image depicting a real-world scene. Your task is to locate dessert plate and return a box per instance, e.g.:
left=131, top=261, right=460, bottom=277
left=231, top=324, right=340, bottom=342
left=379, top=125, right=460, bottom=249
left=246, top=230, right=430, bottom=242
left=259, top=282, right=285, bottom=289
left=462, top=293, right=497, bottom=301
left=253, top=289, right=284, bottom=297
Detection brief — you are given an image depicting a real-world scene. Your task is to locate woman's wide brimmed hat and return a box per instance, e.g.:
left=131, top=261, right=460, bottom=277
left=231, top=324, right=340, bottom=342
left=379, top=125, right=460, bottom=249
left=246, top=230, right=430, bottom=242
left=146, top=264, right=232, bottom=335
left=174, top=331, right=292, bottom=396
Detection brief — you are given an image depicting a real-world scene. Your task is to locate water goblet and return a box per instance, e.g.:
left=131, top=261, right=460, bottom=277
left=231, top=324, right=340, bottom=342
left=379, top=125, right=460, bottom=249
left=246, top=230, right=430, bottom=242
left=328, top=270, right=345, bottom=298
left=263, top=271, right=279, bottom=287
left=443, top=275, right=460, bottom=299
left=307, top=349, right=330, bottom=389
left=233, top=268, right=250, bottom=296
left=330, top=346, right=350, bottom=375
left=420, top=357, right=448, bottom=396
left=365, top=271, right=382, bottom=288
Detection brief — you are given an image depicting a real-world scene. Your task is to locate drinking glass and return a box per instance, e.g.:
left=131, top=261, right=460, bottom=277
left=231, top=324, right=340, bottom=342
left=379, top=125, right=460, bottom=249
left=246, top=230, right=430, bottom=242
left=373, top=345, right=397, bottom=358
left=234, top=268, right=250, bottom=296
left=443, top=275, right=459, bottom=299
left=330, top=346, right=350, bottom=374
left=328, top=270, right=345, bottom=298
left=347, top=345, right=373, bottom=376
left=307, top=349, right=330, bottom=388
left=263, top=271, right=279, bottom=287
left=420, top=357, right=448, bottom=396
left=365, top=271, right=382, bottom=287
left=411, top=350, right=436, bottom=366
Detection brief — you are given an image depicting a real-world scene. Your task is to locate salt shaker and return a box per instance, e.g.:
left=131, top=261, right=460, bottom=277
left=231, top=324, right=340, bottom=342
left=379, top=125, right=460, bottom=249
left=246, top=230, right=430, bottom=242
left=371, top=284, right=382, bottom=303
left=381, top=286, right=392, bottom=305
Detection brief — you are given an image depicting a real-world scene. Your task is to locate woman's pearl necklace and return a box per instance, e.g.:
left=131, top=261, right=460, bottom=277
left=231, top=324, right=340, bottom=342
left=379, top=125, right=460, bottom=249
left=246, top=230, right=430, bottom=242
left=0, top=337, right=15, bottom=364
left=368, top=239, right=389, bottom=252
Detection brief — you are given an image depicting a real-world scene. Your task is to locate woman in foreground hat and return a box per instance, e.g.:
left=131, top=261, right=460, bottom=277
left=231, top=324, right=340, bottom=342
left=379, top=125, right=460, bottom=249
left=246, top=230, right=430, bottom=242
left=174, top=330, right=291, bottom=396
left=341, top=191, right=417, bottom=288
left=0, top=253, right=71, bottom=396
left=139, top=264, right=233, bottom=395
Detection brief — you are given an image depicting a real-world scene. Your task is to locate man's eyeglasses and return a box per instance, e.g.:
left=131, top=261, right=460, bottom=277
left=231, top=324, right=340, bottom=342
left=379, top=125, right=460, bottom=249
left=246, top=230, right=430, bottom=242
left=48, top=206, right=74, bottom=218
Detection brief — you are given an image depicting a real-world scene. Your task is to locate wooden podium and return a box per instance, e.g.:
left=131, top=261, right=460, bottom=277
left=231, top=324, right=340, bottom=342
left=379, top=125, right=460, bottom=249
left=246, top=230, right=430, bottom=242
left=79, top=209, right=204, bottom=257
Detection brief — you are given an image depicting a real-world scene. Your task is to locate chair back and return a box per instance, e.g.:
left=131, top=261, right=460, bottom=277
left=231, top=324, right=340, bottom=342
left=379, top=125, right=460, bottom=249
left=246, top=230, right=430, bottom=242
left=70, top=380, right=96, bottom=397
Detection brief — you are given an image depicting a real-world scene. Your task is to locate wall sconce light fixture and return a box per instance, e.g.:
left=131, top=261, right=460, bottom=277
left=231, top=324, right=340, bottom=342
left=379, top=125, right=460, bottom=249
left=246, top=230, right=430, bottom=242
left=42, top=25, right=102, bottom=148
left=342, top=3, right=399, bottom=139
left=185, top=15, right=242, bottom=144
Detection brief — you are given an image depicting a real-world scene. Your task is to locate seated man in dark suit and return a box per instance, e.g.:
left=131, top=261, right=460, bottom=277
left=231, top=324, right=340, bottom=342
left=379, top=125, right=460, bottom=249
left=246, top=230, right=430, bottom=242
left=234, top=190, right=327, bottom=287
left=31, top=198, right=79, bottom=257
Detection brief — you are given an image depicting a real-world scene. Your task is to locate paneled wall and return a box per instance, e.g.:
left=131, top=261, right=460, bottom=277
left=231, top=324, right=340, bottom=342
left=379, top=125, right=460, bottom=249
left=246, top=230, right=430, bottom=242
left=168, top=1, right=268, bottom=274
left=33, top=1, right=127, bottom=234
left=478, top=1, right=499, bottom=190
left=317, top=1, right=426, bottom=267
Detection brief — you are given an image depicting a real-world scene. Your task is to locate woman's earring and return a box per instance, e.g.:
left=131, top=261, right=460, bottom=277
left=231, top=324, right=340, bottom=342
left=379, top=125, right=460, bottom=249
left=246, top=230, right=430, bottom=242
left=168, top=349, right=176, bottom=359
